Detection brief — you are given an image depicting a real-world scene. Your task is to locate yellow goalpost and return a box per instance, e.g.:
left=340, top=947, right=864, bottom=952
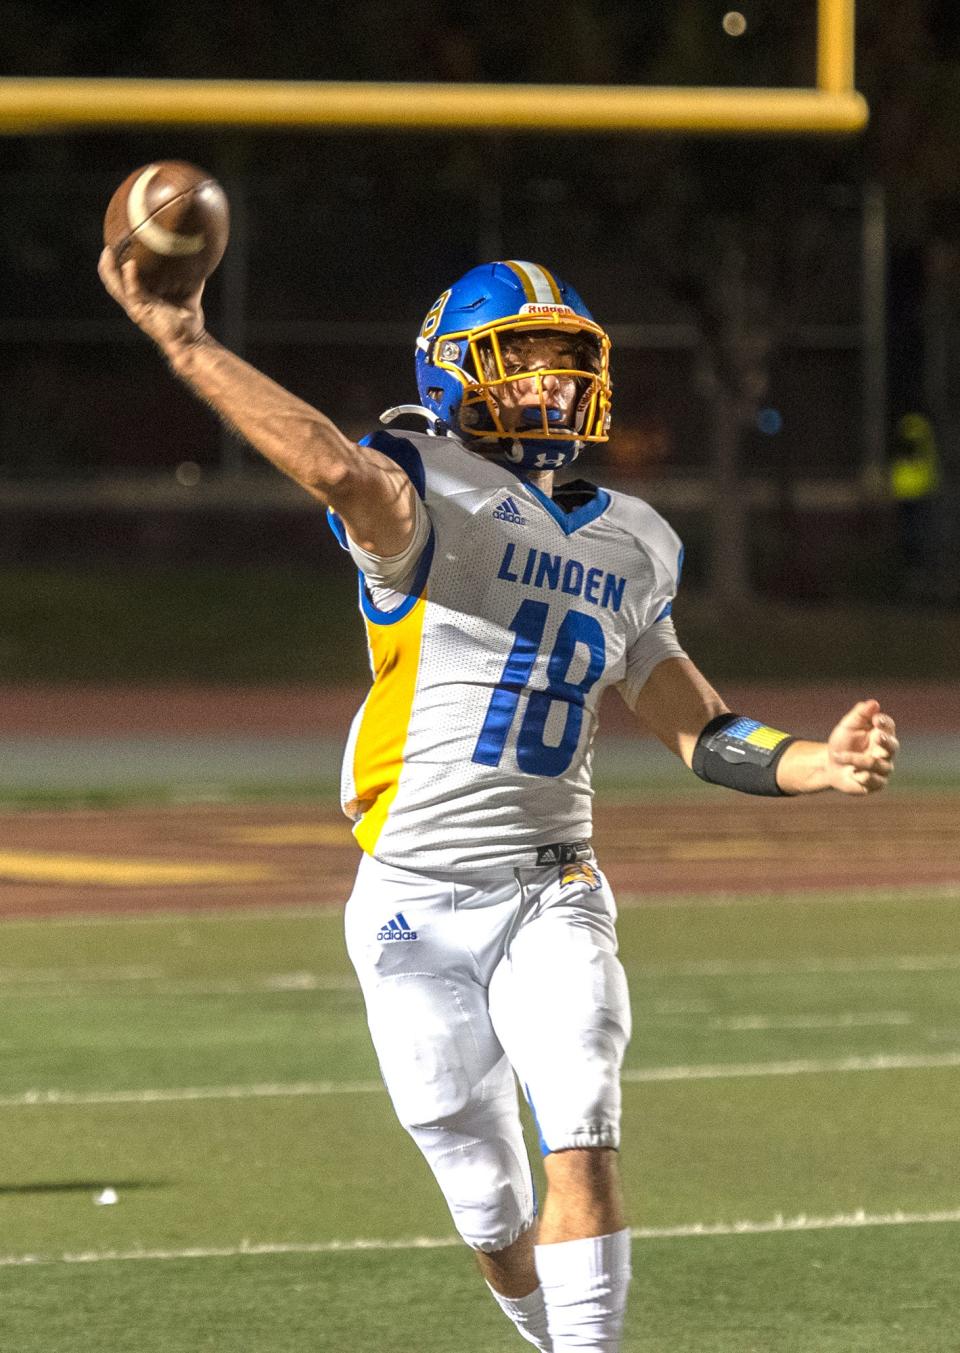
left=0, top=0, right=865, bottom=136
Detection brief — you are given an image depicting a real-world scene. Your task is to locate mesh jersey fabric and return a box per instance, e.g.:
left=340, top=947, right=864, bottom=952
left=331, top=428, right=685, bottom=871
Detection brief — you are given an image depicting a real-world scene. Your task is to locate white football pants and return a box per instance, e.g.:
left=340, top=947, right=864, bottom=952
left=344, top=852, right=632, bottom=1253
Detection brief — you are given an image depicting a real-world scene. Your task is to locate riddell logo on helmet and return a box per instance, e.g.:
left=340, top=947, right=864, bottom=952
left=520, top=303, right=575, bottom=316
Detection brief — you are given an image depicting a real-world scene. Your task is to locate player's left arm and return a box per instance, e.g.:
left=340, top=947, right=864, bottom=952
left=631, top=657, right=898, bottom=797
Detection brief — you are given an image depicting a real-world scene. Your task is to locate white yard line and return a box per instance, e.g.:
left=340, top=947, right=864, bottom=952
left=620, top=1051, right=960, bottom=1083
left=635, top=954, right=960, bottom=977
left=630, top=1206, right=960, bottom=1240
left=0, top=1080, right=383, bottom=1107
left=707, top=1012, right=914, bottom=1030
left=2, top=1207, right=959, bottom=1269
left=3, top=1049, right=959, bottom=1109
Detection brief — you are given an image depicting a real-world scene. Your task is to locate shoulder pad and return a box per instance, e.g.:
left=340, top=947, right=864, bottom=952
left=603, top=490, right=684, bottom=591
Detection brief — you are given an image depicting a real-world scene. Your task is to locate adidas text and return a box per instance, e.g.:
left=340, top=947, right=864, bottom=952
left=377, top=912, right=419, bottom=942
left=493, top=496, right=527, bottom=526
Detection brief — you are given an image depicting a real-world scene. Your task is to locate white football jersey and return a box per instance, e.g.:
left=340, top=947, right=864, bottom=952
left=330, top=428, right=684, bottom=872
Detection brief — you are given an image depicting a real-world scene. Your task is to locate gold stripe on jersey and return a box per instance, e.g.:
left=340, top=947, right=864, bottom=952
left=351, top=596, right=428, bottom=855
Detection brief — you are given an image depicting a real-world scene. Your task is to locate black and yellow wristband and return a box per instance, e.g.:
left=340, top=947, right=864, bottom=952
left=692, top=714, right=796, bottom=797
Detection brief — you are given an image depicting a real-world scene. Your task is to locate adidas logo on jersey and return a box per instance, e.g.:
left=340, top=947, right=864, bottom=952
left=377, top=912, right=419, bottom=942
left=492, top=496, right=527, bottom=525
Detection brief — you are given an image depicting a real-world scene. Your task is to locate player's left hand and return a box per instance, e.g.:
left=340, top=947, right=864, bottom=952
left=825, top=699, right=898, bottom=795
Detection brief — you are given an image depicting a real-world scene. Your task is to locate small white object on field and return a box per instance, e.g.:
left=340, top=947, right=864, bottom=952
left=722, top=11, right=747, bottom=36
left=94, top=1187, right=118, bottom=1206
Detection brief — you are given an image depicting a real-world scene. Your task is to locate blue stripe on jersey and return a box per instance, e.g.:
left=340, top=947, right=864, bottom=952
left=359, top=429, right=427, bottom=500
left=359, top=528, right=436, bottom=626
left=327, top=430, right=427, bottom=549
left=524, top=1083, right=551, bottom=1157
left=653, top=544, right=684, bottom=622
left=326, top=508, right=349, bottom=549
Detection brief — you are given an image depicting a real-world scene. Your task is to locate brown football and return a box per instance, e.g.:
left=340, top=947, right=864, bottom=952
left=103, top=161, right=229, bottom=300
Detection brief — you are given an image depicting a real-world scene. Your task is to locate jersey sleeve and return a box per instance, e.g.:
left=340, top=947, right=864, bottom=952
left=603, top=491, right=687, bottom=709
left=605, top=492, right=685, bottom=628
left=617, top=614, right=689, bottom=711
left=343, top=494, right=431, bottom=595
left=325, top=428, right=437, bottom=604
left=639, top=509, right=684, bottom=626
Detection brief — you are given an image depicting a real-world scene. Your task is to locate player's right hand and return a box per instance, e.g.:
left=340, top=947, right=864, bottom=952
left=98, top=248, right=206, bottom=353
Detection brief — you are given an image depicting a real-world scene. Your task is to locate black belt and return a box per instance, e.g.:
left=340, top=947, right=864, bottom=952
left=535, top=841, right=592, bottom=866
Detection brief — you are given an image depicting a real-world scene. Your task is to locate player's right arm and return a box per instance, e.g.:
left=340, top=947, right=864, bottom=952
left=98, top=250, right=419, bottom=557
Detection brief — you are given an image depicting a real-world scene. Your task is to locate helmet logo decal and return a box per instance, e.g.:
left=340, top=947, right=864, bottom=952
left=519, top=302, right=576, bottom=317
left=419, top=288, right=452, bottom=341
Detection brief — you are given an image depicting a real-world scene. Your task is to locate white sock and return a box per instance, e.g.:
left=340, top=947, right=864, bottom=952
left=534, top=1228, right=632, bottom=1352
left=486, top=1282, right=553, bottom=1352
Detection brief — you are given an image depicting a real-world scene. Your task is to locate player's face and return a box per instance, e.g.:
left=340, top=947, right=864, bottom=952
left=490, top=333, right=581, bottom=432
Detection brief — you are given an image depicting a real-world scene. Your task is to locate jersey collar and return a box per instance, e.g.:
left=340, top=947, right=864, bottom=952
left=507, top=472, right=611, bottom=537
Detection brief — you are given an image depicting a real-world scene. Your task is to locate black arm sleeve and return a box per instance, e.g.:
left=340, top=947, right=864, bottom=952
left=691, top=713, right=796, bottom=797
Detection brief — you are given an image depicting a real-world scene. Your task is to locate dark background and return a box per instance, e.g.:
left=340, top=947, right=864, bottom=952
left=1, top=0, right=958, bottom=680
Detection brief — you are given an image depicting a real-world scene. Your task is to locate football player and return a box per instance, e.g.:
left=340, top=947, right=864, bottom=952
left=100, top=251, right=899, bottom=1353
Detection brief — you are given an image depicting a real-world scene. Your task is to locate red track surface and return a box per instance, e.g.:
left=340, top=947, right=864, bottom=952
left=0, top=792, right=956, bottom=919
left=0, top=683, right=954, bottom=919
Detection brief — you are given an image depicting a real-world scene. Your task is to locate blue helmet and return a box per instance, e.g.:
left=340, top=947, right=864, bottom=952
left=414, top=260, right=612, bottom=471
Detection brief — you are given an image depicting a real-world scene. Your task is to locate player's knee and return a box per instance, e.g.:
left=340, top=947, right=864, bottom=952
left=414, top=1131, right=535, bottom=1253
left=449, top=1175, right=533, bottom=1253
left=389, top=1071, right=473, bottom=1131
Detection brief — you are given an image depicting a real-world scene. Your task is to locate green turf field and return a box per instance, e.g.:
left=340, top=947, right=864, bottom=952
left=2, top=887, right=959, bottom=1351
